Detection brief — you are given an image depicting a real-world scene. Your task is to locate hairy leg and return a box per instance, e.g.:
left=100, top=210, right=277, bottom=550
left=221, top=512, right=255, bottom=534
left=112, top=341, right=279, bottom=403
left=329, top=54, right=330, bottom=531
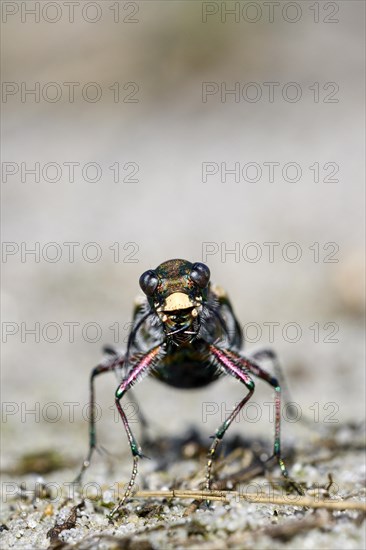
left=206, top=345, right=255, bottom=492
left=108, top=344, right=163, bottom=521
left=225, top=349, right=288, bottom=476
left=74, top=353, right=125, bottom=484
left=225, top=349, right=303, bottom=494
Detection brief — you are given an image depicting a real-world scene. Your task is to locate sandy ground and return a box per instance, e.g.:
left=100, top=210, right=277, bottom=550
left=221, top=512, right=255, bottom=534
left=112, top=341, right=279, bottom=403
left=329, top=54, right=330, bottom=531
left=1, top=421, right=365, bottom=549
left=1, top=2, right=365, bottom=549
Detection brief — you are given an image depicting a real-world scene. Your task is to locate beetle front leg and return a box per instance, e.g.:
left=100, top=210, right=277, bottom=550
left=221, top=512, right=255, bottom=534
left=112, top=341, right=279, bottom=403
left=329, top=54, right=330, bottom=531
left=250, top=347, right=310, bottom=428
left=225, top=349, right=288, bottom=473
left=206, top=345, right=255, bottom=493
left=74, top=354, right=125, bottom=485
left=248, top=347, right=289, bottom=473
left=108, top=345, right=162, bottom=521
left=103, top=346, right=151, bottom=442
left=225, top=349, right=303, bottom=494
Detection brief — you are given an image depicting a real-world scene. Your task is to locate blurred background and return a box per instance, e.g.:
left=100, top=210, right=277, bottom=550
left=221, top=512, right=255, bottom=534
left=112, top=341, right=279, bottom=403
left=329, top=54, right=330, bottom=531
left=1, top=1, right=365, bottom=469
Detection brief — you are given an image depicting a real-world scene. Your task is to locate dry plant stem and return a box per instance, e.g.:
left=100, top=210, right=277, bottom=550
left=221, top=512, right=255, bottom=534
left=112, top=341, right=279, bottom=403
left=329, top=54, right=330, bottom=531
left=131, top=489, right=366, bottom=511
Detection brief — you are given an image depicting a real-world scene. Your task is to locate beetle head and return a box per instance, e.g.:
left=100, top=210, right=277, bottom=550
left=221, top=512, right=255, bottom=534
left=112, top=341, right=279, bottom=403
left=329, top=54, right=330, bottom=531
left=139, top=259, right=210, bottom=326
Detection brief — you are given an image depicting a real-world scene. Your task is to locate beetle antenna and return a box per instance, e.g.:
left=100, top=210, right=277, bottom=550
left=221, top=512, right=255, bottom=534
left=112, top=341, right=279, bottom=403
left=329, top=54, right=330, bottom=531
left=124, top=311, right=154, bottom=370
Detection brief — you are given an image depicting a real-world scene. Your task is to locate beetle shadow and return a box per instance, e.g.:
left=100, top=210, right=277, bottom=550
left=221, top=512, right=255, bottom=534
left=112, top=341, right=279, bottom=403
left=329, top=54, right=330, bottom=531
left=141, top=427, right=296, bottom=474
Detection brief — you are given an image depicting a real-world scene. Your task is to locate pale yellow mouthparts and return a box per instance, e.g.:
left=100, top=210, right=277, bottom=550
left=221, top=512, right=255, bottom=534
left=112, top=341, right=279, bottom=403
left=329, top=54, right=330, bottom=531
left=163, top=292, right=195, bottom=312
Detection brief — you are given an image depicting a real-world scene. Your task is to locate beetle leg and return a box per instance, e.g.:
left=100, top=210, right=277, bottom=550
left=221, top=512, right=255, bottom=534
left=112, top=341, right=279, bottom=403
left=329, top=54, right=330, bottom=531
left=74, top=353, right=125, bottom=485
left=250, top=348, right=311, bottom=429
left=127, top=389, right=151, bottom=446
left=246, top=349, right=304, bottom=495
left=224, top=349, right=303, bottom=494
left=107, top=345, right=151, bottom=441
left=206, top=345, right=255, bottom=494
left=249, top=347, right=297, bottom=422
left=249, top=348, right=290, bottom=400
left=108, top=345, right=162, bottom=521
left=224, top=349, right=289, bottom=474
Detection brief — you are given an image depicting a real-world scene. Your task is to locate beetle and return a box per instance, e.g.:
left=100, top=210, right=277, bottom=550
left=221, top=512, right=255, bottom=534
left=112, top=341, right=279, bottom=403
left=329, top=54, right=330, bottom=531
left=75, top=259, right=294, bottom=519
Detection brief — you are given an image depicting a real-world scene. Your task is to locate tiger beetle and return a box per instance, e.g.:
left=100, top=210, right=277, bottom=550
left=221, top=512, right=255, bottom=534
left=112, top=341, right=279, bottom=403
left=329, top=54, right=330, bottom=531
left=75, top=259, right=298, bottom=520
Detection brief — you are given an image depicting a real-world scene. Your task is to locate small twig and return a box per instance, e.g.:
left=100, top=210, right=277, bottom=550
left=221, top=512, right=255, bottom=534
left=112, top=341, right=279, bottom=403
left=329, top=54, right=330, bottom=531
left=132, top=489, right=366, bottom=512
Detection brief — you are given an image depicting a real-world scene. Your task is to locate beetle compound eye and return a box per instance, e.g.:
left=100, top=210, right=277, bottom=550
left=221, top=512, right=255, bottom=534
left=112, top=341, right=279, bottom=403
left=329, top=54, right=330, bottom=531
left=139, top=270, right=158, bottom=296
left=190, top=262, right=210, bottom=288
